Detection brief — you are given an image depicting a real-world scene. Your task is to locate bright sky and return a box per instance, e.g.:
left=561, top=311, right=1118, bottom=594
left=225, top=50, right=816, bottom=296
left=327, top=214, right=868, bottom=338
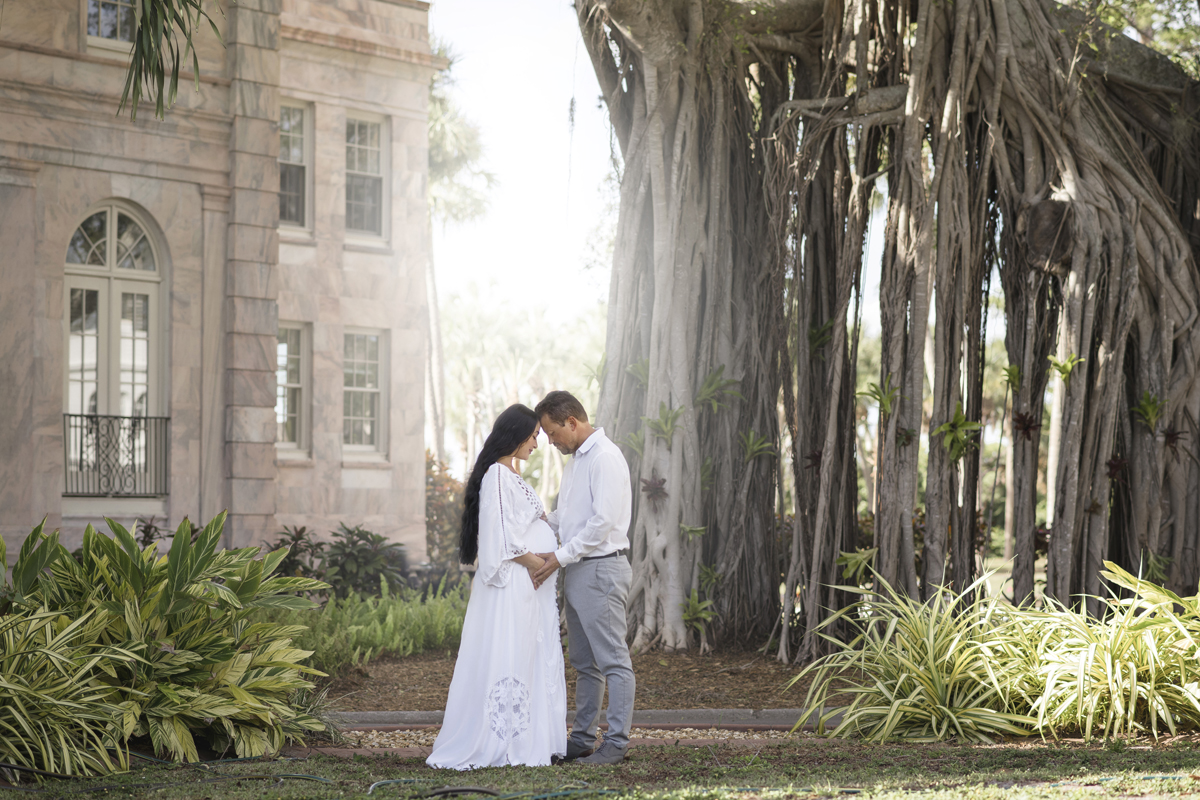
left=429, top=0, right=614, bottom=325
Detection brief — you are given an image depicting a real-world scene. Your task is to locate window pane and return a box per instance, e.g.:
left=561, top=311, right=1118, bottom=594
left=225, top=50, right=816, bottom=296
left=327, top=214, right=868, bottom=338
left=116, top=213, right=155, bottom=271
left=67, top=211, right=107, bottom=266
left=346, top=175, right=382, bottom=235
left=92, top=0, right=135, bottom=41
left=280, top=107, right=305, bottom=164
left=279, top=163, right=306, bottom=225
left=120, top=293, right=150, bottom=416
left=68, top=288, right=101, bottom=416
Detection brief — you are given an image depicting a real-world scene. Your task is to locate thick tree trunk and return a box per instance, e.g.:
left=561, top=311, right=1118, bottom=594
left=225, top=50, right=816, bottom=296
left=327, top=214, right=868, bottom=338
left=579, top=0, right=1200, bottom=654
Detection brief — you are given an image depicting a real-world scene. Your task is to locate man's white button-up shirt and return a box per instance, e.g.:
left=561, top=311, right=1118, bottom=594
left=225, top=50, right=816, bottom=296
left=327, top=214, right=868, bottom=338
left=546, top=427, right=632, bottom=566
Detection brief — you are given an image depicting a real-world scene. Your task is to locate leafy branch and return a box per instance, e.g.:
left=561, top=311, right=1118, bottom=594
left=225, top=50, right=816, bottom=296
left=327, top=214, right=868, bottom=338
left=932, top=402, right=981, bottom=463
left=1132, top=391, right=1165, bottom=433
left=626, top=358, right=650, bottom=388
left=121, top=0, right=224, bottom=120
left=857, top=374, right=901, bottom=422
left=694, top=366, right=743, bottom=413
left=1002, top=364, right=1022, bottom=393
left=1048, top=353, right=1086, bottom=388
left=643, top=402, right=685, bottom=450
left=739, top=429, right=775, bottom=462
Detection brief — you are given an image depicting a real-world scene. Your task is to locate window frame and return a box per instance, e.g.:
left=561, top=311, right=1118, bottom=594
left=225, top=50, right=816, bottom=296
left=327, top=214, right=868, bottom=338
left=84, top=0, right=139, bottom=56
left=341, top=327, right=388, bottom=460
left=275, top=322, right=311, bottom=456
left=278, top=101, right=314, bottom=232
left=344, top=111, right=390, bottom=242
left=63, top=203, right=166, bottom=418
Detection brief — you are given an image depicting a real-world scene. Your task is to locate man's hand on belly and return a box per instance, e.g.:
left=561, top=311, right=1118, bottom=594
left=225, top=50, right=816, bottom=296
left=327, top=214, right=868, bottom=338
left=532, top=552, right=560, bottom=586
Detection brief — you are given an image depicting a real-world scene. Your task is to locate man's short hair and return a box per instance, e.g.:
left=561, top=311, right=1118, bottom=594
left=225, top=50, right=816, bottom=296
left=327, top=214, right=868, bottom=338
left=535, top=390, right=589, bottom=425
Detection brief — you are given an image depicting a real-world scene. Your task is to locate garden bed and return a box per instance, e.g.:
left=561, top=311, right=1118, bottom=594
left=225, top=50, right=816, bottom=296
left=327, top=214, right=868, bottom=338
left=324, top=648, right=812, bottom=712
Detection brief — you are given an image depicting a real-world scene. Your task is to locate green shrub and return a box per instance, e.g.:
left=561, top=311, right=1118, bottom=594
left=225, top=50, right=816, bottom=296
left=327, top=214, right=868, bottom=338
left=0, top=513, right=329, bottom=773
left=251, top=577, right=468, bottom=675
left=797, top=563, right=1200, bottom=743
left=322, top=523, right=409, bottom=598
left=794, top=576, right=1035, bottom=743
left=426, top=451, right=464, bottom=572
left=0, top=608, right=134, bottom=776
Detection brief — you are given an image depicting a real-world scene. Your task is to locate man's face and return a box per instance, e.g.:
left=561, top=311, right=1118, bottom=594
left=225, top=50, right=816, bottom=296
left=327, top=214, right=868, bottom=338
left=540, top=415, right=580, bottom=455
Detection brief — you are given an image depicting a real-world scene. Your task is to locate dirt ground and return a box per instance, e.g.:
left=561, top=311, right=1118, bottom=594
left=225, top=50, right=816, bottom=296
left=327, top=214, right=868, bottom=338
left=325, top=648, right=816, bottom=712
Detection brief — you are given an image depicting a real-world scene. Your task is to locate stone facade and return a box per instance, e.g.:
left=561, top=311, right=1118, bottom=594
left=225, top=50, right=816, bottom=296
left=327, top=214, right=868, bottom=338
left=0, top=0, right=439, bottom=559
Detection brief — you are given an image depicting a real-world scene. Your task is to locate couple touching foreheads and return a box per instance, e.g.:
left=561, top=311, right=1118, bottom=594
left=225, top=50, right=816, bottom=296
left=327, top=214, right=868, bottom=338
left=427, top=391, right=635, bottom=770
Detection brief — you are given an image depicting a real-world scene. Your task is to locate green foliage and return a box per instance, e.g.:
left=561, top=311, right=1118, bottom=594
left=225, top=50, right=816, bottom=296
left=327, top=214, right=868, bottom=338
left=857, top=374, right=901, bottom=421
left=1048, top=353, right=1086, bottom=388
left=0, top=609, right=134, bottom=777
left=643, top=402, right=685, bottom=450
left=322, top=524, right=410, bottom=599
left=425, top=452, right=465, bottom=572
left=700, top=456, right=714, bottom=492
left=808, top=320, right=834, bottom=359
left=1132, top=391, right=1165, bottom=433
left=739, top=429, right=776, bottom=462
left=794, top=576, right=1037, bottom=743
left=626, top=358, right=650, bottom=388
left=620, top=428, right=645, bottom=458
left=585, top=352, right=608, bottom=391
left=682, top=588, right=718, bottom=652
left=1002, top=364, right=1022, bottom=393
left=798, top=563, right=1200, bottom=744
left=119, top=0, right=223, bottom=120
left=693, top=365, right=743, bottom=413
left=699, top=564, right=722, bottom=596
left=0, top=514, right=329, bottom=771
left=679, top=524, right=707, bottom=541
left=932, top=402, right=982, bottom=463
left=250, top=578, right=468, bottom=676
left=268, top=525, right=325, bottom=581
left=836, top=547, right=878, bottom=585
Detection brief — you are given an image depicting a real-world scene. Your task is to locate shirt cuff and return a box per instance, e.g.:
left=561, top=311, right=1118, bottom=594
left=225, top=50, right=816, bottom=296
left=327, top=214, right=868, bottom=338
left=554, top=546, right=579, bottom=567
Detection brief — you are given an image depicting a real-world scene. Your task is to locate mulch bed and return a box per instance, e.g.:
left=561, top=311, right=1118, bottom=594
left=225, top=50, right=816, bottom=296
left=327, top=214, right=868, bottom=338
left=325, top=648, right=817, bottom=712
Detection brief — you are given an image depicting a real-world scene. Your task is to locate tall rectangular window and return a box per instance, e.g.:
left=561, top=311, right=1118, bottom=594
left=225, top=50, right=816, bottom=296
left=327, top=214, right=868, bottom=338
left=345, top=118, right=383, bottom=235
left=279, top=106, right=307, bottom=227
left=68, top=288, right=101, bottom=415
left=343, top=332, right=382, bottom=447
left=119, top=293, right=151, bottom=417
left=87, top=0, right=136, bottom=43
left=276, top=326, right=305, bottom=447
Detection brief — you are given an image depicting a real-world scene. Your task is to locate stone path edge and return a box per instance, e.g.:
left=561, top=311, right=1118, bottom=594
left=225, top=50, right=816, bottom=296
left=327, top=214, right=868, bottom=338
left=332, top=708, right=813, bottom=728
left=285, top=739, right=791, bottom=760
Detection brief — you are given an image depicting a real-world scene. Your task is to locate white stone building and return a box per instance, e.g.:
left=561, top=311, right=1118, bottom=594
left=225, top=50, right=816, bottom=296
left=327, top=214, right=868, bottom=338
left=0, top=0, right=440, bottom=557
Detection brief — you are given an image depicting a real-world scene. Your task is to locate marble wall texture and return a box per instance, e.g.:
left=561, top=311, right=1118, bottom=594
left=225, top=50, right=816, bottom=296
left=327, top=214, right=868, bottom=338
left=0, top=0, right=440, bottom=560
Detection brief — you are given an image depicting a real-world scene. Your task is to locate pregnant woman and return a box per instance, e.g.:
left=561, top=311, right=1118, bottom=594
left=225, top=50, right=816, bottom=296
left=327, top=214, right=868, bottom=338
left=427, top=404, right=566, bottom=769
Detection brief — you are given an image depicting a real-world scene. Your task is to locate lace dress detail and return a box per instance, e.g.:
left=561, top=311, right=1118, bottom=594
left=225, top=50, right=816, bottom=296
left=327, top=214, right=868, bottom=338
left=485, top=676, right=533, bottom=742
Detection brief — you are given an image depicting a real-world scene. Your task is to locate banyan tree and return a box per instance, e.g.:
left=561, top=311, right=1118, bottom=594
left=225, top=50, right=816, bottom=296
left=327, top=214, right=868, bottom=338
left=576, top=0, right=1200, bottom=658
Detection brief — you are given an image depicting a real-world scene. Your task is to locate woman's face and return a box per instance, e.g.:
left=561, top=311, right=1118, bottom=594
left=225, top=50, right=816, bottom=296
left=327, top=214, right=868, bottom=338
left=513, top=426, right=540, bottom=461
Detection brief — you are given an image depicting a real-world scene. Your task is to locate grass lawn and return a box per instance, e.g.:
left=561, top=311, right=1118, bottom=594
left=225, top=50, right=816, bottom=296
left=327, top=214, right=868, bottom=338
left=9, top=738, right=1200, bottom=799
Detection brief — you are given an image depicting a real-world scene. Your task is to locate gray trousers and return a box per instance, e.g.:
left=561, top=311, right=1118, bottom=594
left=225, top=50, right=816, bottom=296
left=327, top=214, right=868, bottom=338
left=563, top=556, right=635, bottom=750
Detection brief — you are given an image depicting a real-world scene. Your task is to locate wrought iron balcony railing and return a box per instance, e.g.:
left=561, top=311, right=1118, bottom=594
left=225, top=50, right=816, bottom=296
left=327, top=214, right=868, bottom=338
left=63, top=414, right=169, bottom=497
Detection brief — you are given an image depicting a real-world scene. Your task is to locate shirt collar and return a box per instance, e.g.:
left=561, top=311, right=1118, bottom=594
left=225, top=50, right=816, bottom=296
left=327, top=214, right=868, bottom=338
left=576, top=427, right=605, bottom=456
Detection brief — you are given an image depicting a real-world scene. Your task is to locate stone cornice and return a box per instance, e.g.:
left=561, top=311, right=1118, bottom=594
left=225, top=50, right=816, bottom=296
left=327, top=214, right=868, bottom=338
left=280, top=24, right=449, bottom=70
left=0, top=156, right=42, bottom=188
left=0, top=39, right=232, bottom=86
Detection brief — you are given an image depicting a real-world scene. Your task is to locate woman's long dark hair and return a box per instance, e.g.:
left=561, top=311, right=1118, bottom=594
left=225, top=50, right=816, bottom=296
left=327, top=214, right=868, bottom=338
left=460, top=404, right=539, bottom=564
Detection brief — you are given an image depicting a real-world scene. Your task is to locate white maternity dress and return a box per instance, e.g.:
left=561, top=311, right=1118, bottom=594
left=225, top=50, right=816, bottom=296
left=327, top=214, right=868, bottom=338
left=426, top=463, right=567, bottom=769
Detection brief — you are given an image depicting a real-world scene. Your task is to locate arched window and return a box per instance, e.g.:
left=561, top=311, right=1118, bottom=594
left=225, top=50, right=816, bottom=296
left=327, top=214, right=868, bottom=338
left=63, top=204, right=168, bottom=497
left=64, top=204, right=163, bottom=417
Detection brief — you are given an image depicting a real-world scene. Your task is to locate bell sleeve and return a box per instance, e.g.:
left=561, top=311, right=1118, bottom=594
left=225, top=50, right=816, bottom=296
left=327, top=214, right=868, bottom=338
left=476, top=464, right=539, bottom=587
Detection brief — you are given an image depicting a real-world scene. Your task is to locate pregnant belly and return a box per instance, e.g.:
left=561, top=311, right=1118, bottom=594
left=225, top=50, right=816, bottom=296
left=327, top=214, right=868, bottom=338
left=525, top=518, right=557, bottom=554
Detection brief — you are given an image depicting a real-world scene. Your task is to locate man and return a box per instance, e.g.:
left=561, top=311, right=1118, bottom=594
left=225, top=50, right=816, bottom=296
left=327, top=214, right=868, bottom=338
left=532, top=390, right=634, bottom=766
